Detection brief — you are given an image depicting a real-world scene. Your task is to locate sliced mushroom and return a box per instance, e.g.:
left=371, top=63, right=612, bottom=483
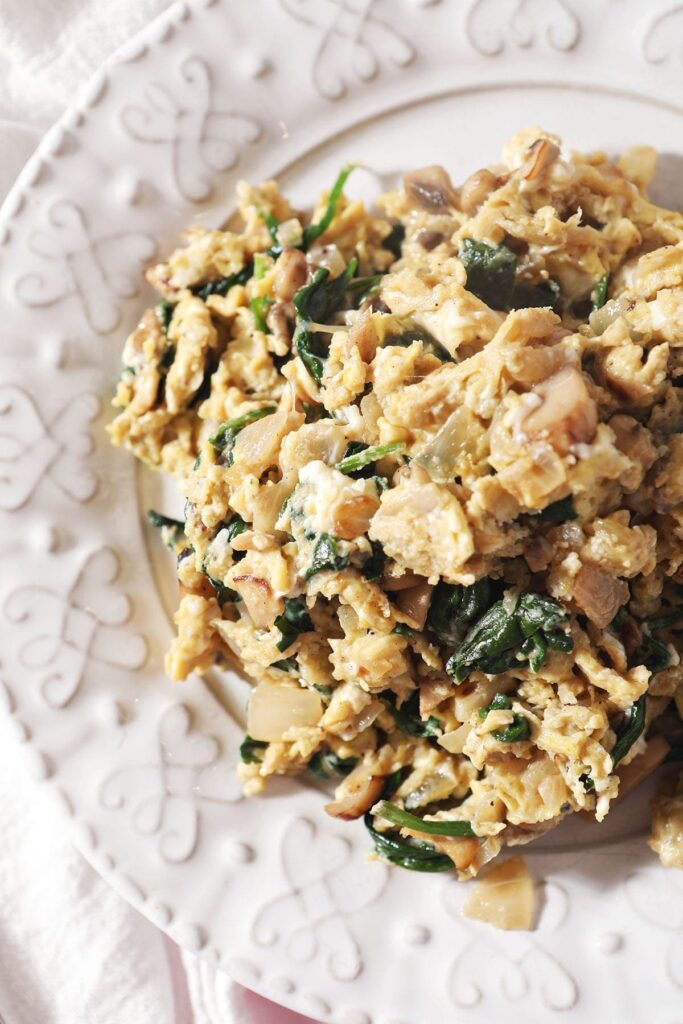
left=459, top=168, right=501, bottom=214
left=609, top=414, right=657, bottom=494
left=395, top=579, right=434, bottom=630
left=348, top=307, right=379, bottom=362
left=380, top=568, right=424, bottom=592
left=572, top=563, right=628, bottom=629
left=520, top=138, right=560, bottom=183
left=333, top=493, right=381, bottom=540
left=403, top=165, right=457, bottom=212
left=325, top=765, right=386, bottom=820
left=416, top=229, right=446, bottom=251
left=523, top=365, right=598, bottom=455
left=231, top=574, right=284, bottom=628
left=274, top=247, right=309, bottom=302
left=523, top=535, right=554, bottom=573
left=266, top=301, right=293, bottom=348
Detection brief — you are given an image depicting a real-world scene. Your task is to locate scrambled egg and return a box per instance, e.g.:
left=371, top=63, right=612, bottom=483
left=110, top=128, right=683, bottom=879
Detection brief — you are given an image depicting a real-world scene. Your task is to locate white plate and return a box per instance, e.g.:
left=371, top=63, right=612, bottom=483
left=2, top=1, right=683, bottom=1021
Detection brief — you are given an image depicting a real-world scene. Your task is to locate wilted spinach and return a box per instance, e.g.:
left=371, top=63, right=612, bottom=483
left=193, top=263, right=253, bottom=302
left=446, top=592, right=572, bottom=682
left=273, top=597, right=313, bottom=652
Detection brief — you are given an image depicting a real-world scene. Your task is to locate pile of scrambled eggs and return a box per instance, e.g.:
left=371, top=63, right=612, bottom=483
left=110, top=128, right=683, bottom=878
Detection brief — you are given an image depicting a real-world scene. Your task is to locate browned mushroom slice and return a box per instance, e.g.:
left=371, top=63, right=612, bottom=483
left=459, top=168, right=501, bottom=214
left=523, top=365, right=598, bottom=455
left=403, top=165, right=457, bottom=212
left=325, top=765, right=386, bottom=820
left=332, top=493, right=381, bottom=541
left=274, top=247, right=309, bottom=302
left=395, top=579, right=434, bottom=630
left=609, top=414, right=657, bottom=494
left=231, top=574, right=284, bottom=628
left=520, top=138, right=560, bottom=182
left=572, top=563, right=628, bottom=629
left=415, top=229, right=447, bottom=251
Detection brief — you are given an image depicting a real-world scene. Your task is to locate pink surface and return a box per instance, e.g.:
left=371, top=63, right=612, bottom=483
left=165, top=935, right=318, bottom=1024
left=241, top=989, right=319, bottom=1024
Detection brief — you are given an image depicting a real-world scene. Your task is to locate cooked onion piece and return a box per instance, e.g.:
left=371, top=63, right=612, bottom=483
left=462, top=856, right=535, bottom=931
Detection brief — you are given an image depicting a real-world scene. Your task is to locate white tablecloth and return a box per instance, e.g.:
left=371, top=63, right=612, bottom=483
left=0, top=3, right=315, bottom=1022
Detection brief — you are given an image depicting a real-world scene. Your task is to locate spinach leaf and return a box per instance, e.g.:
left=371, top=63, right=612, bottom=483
left=294, top=260, right=358, bottom=323
left=427, top=578, right=493, bottom=645
left=240, top=734, right=268, bottom=764
left=611, top=694, right=647, bottom=766
left=386, top=327, right=452, bottom=362
left=260, top=210, right=280, bottom=246
left=249, top=295, right=273, bottom=332
left=209, top=407, right=276, bottom=466
left=147, top=509, right=184, bottom=531
left=271, top=657, right=298, bottom=672
left=477, top=693, right=512, bottom=718
left=156, top=299, right=175, bottom=334
left=147, top=508, right=185, bottom=548
left=365, top=814, right=455, bottom=872
left=305, top=534, right=349, bottom=580
left=511, top=279, right=560, bottom=312
left=647, top=608, right=683, bottom=630
left=516, top=593, right=569, bottom=638
left=336, top=441, right=404, bottom=475
left=303, top=402, right=332, bottom=423
left=253, top=253, right=270, bottom=280
left=537, top=495, right=577, bottom=522
left=459, top=238, right=561, bottom=312
left=292, top=260, right=358, bottom=382
left=459, top=238, right=517, bottom=309
left=382, top=223, right=405, bottom=260
left=373, top=801, right=475, bottom=838
left=392, top=622, right=415, bottom=638
left=205, top=577, right=239, bottom=605
left=642, top=629, right=671, bottom=673
left=382, top=690, right=440, bottom=738
left=579, top=772, right=595, bottom=792
left=302, top=165, right=355, bottom=249
left=591, top=274, right=609, bottom=311
left=224, top=515, right=247, bottom=546
left=159, top=345, right=176, bottom=370
left=294, top=323, right=327, bottom=382
left=273, top=597, right=313, bottom=652
left=493, top=715, right=530, bottom=743
left=347, top=273, right=384, bottom=307
left=308, top=750, right=358, bottom=779
left=193, top=263, right=252, bottom=302
left=477, top=692, right=530, bottom=742
left=362, top=540, right=386, bottom=582
left=446, top=592, right=571, bottom=682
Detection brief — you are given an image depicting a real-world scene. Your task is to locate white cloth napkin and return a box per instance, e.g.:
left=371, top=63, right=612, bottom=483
left=0, top=3, right=314, bottom=1023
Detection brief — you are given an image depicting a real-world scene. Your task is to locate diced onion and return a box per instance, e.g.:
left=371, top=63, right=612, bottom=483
left=461, top=856, right=534, bottom=931
left=247, top=681, right=322, bottom=741
left=439, top=723, right=472, bottom=754
left=252, top=480, right=292, bottom=534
